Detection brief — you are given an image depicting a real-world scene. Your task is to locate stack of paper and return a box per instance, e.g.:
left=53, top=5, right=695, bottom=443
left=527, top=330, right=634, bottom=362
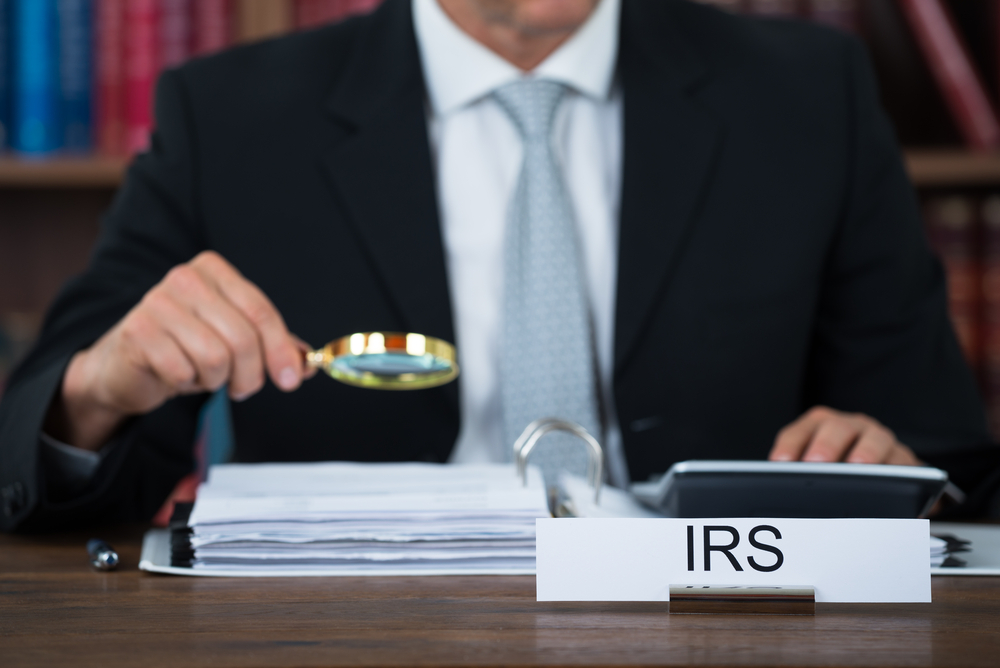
left=175, top=462, right=551, bottom=576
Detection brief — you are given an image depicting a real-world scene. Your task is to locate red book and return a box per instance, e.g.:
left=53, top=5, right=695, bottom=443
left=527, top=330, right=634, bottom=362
left=981, top=196, right=1000, bottom=438
left=745, top=0, right=801, bottom=16
left=925, top=195, right=981, bottom=368
left=348, top=0, right=383, bottom=15
left=896, top=0, right=1000, bottom=151
left=159, top=0, right=191, bottom=69
left=124, top=0, right=159, bottom=155
left=192, top=0, right=233, bottom=56
left=295, top=0, right=351, bottom=29
left=96, top=0, right=125, bottom=156
left=804, top=0, right=859, bottom=32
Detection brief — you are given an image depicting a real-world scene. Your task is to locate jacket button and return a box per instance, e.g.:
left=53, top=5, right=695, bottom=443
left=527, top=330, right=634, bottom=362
left=2, top=482, right=26, bottom=517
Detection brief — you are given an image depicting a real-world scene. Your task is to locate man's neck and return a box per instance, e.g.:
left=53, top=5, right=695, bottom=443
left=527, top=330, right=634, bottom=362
left=436, top=0, right=594, bottom=71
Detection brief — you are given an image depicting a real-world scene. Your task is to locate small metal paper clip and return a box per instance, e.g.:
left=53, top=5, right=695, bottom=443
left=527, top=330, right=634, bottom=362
left=669, top=585, right=816, bottom=615
left=513, top=418, right=604, bottom=504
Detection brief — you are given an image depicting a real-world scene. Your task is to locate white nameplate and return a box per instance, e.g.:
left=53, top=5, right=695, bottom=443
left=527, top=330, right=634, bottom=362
left=536, top=518, right=930, bottom=603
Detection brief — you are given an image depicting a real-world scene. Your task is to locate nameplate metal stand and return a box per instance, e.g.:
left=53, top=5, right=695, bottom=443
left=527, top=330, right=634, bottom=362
left=669, top=585, right=816, bottom=615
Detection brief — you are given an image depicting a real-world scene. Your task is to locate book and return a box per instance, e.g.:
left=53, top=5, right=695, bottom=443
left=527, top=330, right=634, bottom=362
left=95, top=0, right=124, bottom=155
left=10, top=0, right=60, bottom=155
left=348, top=0, right=381, bottom=15
left=924, top=195, right=981, bottom=367
left=897, top=0, right=1000, bottom=151
left=124, top=0, right=157, bottom=154
left=0, top=0, right=9, bottom=150
left=159, top=0, right=191, bottom=69
left=981, top=195, right=1000, bottom=438
left=57, top=0, right=91, bottom=152
left=236, top=0, right=293, bottom=43
left=192, top=0, right=232, bottom=56
left=295, top=0, right=350, bottom=29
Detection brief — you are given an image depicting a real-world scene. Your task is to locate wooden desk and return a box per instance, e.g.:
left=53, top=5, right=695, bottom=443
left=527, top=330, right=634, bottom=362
left=2, top=526, right=998, bottom=668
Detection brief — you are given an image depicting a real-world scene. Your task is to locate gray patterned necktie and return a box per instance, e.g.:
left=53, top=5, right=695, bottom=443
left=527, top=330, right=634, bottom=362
left=494, top=79, right=601, bottom=484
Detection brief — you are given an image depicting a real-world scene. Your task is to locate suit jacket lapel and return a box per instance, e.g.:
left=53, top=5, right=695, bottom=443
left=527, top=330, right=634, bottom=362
left=615, top=0, right=724, bottom=374
left=319, top=0, right=458, bottom=418
left=320, top=0, right=454, bottom=345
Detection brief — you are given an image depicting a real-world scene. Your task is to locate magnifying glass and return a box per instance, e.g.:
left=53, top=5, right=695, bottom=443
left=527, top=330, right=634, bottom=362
left=304, top=332, right=458, bottom=390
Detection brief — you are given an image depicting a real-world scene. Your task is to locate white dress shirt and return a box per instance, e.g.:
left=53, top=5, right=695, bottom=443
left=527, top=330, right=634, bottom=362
left=413, top=0, right=630, bottom=487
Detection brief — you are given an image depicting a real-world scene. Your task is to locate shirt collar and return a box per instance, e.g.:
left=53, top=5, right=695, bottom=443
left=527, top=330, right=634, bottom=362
left=413, top=0, right=621, bottom=116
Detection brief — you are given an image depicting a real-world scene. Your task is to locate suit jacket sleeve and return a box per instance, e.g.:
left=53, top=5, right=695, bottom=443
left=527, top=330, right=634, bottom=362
left=805, top=38, right=1000, bottom=512
left=0, top=69, right=210, bottom=532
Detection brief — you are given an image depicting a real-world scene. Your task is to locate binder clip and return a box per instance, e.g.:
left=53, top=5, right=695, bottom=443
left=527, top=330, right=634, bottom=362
left=668, top=585, right=816, bottom=615
left=513, top=418, right=604, bottom=511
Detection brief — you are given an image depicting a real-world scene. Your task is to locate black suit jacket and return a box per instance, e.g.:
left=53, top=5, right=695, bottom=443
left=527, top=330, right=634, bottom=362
left=2, top=0, right=997, bottom=531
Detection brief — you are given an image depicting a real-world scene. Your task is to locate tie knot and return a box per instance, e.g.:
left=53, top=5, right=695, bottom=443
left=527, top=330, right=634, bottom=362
left=493, top=79, right=567, bottom=141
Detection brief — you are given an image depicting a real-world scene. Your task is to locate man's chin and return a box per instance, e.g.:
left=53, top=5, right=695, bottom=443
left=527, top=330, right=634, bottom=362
left=474, top=0, right=599, bottom=36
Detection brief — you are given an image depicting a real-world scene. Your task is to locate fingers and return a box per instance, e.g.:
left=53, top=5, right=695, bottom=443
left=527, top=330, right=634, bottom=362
left=769, top=406, right=918, bottom=466
left=770, top=409, right=824, bottom=462
left=190, top=252, right=304, bottom=392
left=143, top=286, right=234, bottom=392
left=802, top=414, right=870, bottom=463
left=841, top=422, right=897, bottom=464
left=161, top=262, right=266, bottom=400
left=55, top=252, right=307, bottom=449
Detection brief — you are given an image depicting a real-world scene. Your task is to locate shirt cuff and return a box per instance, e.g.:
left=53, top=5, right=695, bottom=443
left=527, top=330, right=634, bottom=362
left=39, top=432, right=105, bottom=494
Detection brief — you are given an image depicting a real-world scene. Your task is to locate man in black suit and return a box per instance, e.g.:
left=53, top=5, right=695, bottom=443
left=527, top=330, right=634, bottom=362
left=1, top=0, right=996, bottom=531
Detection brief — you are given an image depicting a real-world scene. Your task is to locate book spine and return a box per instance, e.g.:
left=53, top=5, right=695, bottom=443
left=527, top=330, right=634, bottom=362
left=896, top=0, right=1000, bottom=151
left=159, top=0, right=190, bottom=69
left=294, top=0, right=318, bottom=29
left=804, top=0, right=859, bottom=33
left=298, top=0, right=351, bottom=27
left=10, top=0, right=60, bottom=155
left=192, top=0, right=232, bottom=56
left=925, top=195, right=981, bottom=368
left=982, top=195, right=1000, bottom=439
left=235, top=0, right=293, bottom=43
left=124, top=0, right=157, bottom=154
left=0, top=0, right=9, bottom=151
left=745, top=0, right=801, bottom=17
left=95, top=0, right=123, bottom=155
left=347, top=0, right=381, bottom=15
left=57, top=0, right=92, bottom=152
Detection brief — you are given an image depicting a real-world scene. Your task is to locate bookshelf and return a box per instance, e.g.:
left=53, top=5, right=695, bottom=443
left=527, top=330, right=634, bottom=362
left=0, top=156, right=127, bottom=188
left=2, top=150, right=999, bottom=190
left=905, top=150, right=1000, bottom=187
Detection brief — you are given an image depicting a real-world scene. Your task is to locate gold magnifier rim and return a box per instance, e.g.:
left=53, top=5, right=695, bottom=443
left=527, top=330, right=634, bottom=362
left=306, top=332, right=459, bottom=390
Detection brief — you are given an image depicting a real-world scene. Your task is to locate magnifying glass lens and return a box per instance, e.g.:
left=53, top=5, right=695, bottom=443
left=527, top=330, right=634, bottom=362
left=306, top=332, right=458, bottom=390
left=335, top=353, right=447, bottom=375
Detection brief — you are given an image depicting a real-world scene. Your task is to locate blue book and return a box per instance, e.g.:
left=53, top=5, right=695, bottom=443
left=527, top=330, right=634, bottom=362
left=11, top=0, right=59, bottom=155
left=57, top=0, right=90, bottom=151
left=0, top=0, right=9, bottom=151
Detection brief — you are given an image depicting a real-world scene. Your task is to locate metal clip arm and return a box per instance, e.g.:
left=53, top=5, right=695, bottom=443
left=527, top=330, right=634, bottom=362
left=513, top=418, right=603, bottom=504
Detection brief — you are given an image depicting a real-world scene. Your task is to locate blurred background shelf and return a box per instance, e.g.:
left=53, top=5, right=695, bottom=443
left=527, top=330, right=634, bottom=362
left=905, top=150, right=1000, bottom=187
left=0, top=156, right=127, bottom=188
left=3, top=150, right=1000, bottom=190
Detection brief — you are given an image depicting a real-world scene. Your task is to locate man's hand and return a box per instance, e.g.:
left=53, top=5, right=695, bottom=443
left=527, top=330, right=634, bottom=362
left=769, top=406, right=920, bottom=466
left=47, top=251, right=314, bottom=451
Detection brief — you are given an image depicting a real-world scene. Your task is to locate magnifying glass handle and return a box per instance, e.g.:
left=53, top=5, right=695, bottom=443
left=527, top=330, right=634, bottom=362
left=305, top=349, right=328, bottom=369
